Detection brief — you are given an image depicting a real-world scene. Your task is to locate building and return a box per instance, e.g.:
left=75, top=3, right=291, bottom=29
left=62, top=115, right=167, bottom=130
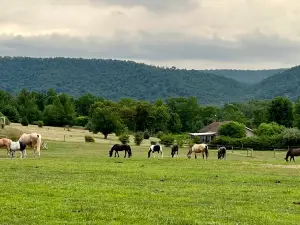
left=189, top=121, right=254, bottom=143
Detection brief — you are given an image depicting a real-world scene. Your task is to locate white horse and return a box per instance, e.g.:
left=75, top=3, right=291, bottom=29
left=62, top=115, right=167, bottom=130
left=10, top=141, right=27, bottom=159
left=148, top=144, right=163, bottom=158
left=18, top=133, right=42, bottom=157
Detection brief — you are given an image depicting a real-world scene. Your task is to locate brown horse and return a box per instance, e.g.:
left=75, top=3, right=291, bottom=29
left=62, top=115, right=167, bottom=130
left=187, top=143, right=209, bottom=159
left=0, top=138, right=12, bottom=156
left=285, top=148, right=300, bottom=162
left=18, top=133, right=42, bottom=157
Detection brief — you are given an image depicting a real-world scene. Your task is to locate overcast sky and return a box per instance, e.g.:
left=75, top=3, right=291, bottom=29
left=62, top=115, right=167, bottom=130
left=1, top=0, right=300, bottom=69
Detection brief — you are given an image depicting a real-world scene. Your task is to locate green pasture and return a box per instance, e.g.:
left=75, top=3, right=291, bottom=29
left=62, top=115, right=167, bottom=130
left=1, top=142, right=300, bottom=225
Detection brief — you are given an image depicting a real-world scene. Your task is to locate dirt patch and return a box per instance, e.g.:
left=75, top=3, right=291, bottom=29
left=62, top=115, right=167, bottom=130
left=264, top=163, right=300, bottom=169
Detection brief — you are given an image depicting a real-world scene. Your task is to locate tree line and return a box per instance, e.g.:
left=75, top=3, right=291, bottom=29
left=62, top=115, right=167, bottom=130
left=1, top=88, right=300, bottom=136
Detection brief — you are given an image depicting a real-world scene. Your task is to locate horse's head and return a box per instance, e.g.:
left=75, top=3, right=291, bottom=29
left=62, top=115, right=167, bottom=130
left=187, top=147, right=192, bottom=159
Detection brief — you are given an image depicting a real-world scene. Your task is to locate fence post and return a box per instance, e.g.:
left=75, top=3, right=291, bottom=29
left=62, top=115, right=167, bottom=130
left=231, top=146, right=233, bottom=153
left=273, top=148, right=276, bottom=158
left=251, top=148, right=253, bottom=157
left=247, top=148, right=249, bottom=156
left=64, top=135, right=66, bottom=142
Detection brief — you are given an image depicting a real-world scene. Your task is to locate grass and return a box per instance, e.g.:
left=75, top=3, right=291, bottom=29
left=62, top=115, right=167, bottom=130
left=0, top=141, right=300, bottom=225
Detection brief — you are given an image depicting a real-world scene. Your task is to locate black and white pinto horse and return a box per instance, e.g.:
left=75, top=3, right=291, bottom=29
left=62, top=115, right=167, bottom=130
left=171, top=144, right=179, bottom=158
left=218, top=146, right=226, bottom=159
left=148, top=144, right=163, bottom=158
left=109, top=144, right=132, bottom=158
left=10, top=141, right=27, bottom=159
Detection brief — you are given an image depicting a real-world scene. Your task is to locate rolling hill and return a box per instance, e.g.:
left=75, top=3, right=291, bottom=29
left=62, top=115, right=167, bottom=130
left=198, top=69, right=287, bottom=84
left=0, top=56, right=298, bottom=105
left=0, top=56, right=245, bottom=105
left=250, top=65, right=300, bottom=100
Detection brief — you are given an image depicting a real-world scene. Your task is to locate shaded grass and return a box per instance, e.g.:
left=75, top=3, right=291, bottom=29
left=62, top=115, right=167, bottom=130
left=0, top=142, right=300, bottom=224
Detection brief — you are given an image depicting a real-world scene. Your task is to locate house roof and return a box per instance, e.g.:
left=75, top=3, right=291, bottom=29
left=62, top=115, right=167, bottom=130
left=189, top=132, right=217, bottom=136
left=199, top=121, right=253, bottom=133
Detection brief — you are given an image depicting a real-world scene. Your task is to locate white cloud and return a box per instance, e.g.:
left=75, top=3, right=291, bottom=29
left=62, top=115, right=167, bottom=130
left=1, top=0, right=300, bottom=69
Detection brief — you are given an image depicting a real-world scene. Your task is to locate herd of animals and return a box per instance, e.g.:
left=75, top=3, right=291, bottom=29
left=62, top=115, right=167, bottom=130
left=109, top=143, right=300, bottom=162
left=1, top=132, right=300, bottom=162
left=0, top=132, right=47, bottom=159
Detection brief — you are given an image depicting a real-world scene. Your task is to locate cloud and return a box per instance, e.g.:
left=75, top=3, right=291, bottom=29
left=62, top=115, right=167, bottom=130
left=1, top=0, right=300, bottom=69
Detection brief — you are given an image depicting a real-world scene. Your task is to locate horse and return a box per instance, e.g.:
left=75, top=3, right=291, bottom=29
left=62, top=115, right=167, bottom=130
left=284, top=148, right=300, bottom=162
left=171, top=144, right=179, bottom=158
left=187, top=143, right=208, bottom=159
left=109, top=144, right=132, bottom=158
left=148, top=144, right=163, bottom=158
left=0, top=138, right=12, bottom=156
left=18, top=133, right=42, bottom=157
left=218, top=146, right=226, bottom=159
left=9, top=141, right=27, bottom=159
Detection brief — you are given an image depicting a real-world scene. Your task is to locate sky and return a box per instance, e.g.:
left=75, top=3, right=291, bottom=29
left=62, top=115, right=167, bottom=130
left=1, top=0, right=300, bottom=69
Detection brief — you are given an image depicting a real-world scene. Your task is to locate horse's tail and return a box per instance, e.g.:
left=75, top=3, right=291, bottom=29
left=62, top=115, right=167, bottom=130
left=36, top=134, right=42, bottom=152
left=148, top=149, right=152, bottom=158
left=285, top=150, right=291, bottom=162
left=205, top=145, right=209, bottom=158
left=128, top=145, right=132, bottom=157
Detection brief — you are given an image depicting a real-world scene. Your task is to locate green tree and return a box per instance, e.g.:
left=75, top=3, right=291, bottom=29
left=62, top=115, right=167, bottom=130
left=219, top=121, right=246, bottom=138
left=1, top=105, right=19, bottom=122
left=255, top=122, right=285, bottom=136
left=90, top=106, right=124, bottom=139
left=75, top=93, right=100, bottom=116
left=268, top=97, right=294, bottom=127
left=43, top=97, right=66, bottom=126
left=294, top=97, right=300, bottom=129
left=168, top=113, right=183, bottom=133
left=220, top=104, right=248, bottom=124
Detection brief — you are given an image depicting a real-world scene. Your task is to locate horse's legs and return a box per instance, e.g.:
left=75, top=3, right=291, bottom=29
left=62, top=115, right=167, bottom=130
left=161, top=150, right=163, bottom=159
left=124, top=150, right=127, bottom=158
left=195, top=153, right=197, bottom=159
left=202, top=152, right=204, bottom=159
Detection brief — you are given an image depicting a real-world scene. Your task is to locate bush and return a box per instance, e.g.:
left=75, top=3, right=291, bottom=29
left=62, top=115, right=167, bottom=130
left=150, top=140, right=157, bottom=145
left=255, top=122, right=285, bottom=136
left=37, top=121, right=44, bottom=128
left=0, top=112, right=10, bottom=125
left=119, top=134, right=130, bottom=144
left=156, top=131, right=164, bottom=139
left=21, top=116, right=29, bottom=126
left=75, top=116, right=89, bottom=127
left=0, top=127, right=23, bottom=141
left=192, top=136, right=201, bottom=144
left=134, top=132, right=144, bottom=146
left=144, top=130, right=150, bottom=139
left=219, top=121, right=246, bottom=138
left=280, top=128, right=300, bottom=146
left=84, top=135, right=95, bottom=142
left=160, top=135, right=175, bottom=147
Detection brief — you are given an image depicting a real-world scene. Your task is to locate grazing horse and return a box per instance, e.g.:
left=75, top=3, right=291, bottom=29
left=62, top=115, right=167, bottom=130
left=148, top=144, right=163, bottom=158
left=0, top=138, right=12, bottom=156
left=18, top=133, right=42, bottom=157
left=10, top=141, right=27, bottom=159
left=171, top=144, right=179, bottom=158
left=187, top=143, right=208, bottom=159
left=284, top=148, right=300, bottom=162
left=218, top=146, right=226, bottom=159
left=109, top=144, right=132, bottom=158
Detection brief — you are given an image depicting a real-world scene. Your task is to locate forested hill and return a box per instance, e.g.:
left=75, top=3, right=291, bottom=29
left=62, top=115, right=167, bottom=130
left=0, top=56, right=246, bottom=105
left=251, top=65, right=300, bottom=100
left=198, top=69, right=287, bottom=84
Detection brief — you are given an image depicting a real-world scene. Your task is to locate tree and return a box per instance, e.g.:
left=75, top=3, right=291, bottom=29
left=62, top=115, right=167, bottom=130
left=219, top=121, right=246, bottom=138
left=75, top=93, right=99, bottom=116
left=90, top=106, right=124, bottom=139
left=168, top=113, right=182, bottom=133
left=268, top=97, right=294, bottom=127
left=1, top=105, right=19, bottom=122
left=220, top=104, right=248, bottom=125
left=294, top=97, right=300, bottom=129
left=255, top=122, right=285, bottom=136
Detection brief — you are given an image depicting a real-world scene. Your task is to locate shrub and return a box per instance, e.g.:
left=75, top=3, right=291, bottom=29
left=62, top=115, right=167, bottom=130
left=177, top=139, right=184, bottom=147
left=219, top=121, right=246, bottom=138
left=160, top=135, right=175, bottom=147
left=119, top=134, right=130, bottom=144
left=84, top=135, right=95, bottom=142
left=156, top=131, right=164, bottom=139
left=255, top=122, right=285, bottom=136
left=37, top=121, right=44, bottom=128
left=144, top=130, right=150, bottom=139
left=280, top=128, right=300, bottom=146
left=134, top=132, right=144, bottom=146
left=21, top=116, right=29, bottom=126
left=150, top=140, right=157, bottom=145
left=0, top=127, right=23, bottom=141
left=192, top=136, right=201, bottom=144
left=0, top=112, right=10, bottom=125
left=75, top=116, right=89, bottom=127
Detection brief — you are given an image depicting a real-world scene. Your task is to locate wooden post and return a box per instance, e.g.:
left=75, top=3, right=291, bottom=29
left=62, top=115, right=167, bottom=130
left=64, top=135, right=66, bottom=142
left=231, top=146, right=233, bottom=153
left=273, top=148, right=276, bottom=158
left=251, top=149, right=253, bottom=157
left=247, top=148, right=249, bottom=156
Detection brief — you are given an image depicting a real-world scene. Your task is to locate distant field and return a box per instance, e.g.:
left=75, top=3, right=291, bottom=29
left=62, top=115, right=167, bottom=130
left=0, top=140, right=300, bottom=224
left=8, top=123, right=160, bottom=146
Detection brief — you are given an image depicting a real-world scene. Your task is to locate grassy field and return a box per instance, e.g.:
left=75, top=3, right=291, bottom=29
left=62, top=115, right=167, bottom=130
left=0, top=140, right=300, bottom=225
